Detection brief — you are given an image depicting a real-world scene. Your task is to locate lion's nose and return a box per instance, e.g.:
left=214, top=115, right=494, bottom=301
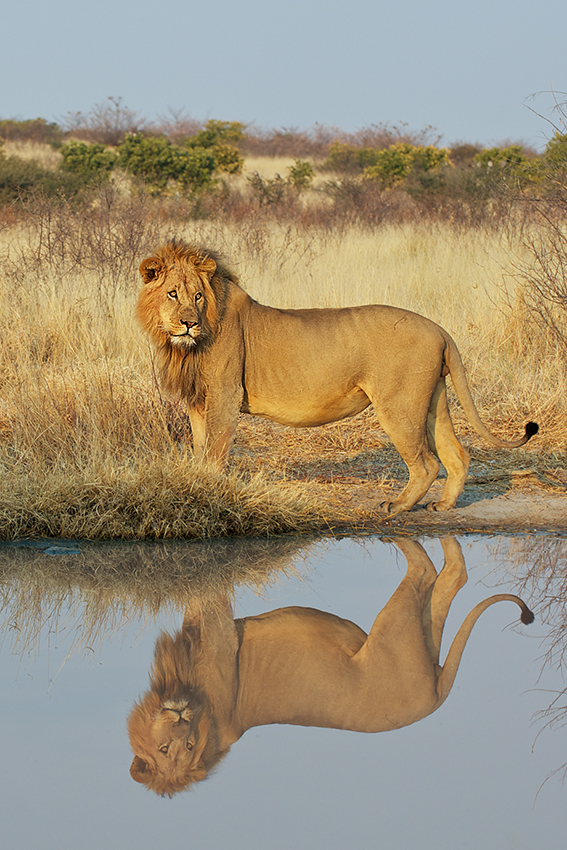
left=181, top=319, right=199, bottom=330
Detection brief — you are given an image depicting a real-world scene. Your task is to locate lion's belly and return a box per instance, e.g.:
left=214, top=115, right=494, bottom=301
left=242, top=385, right=371, bottom=427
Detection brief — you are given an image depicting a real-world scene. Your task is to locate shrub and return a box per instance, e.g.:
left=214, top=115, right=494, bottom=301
left=321, top=141, right=384, bottom=174
left=61, top=96, right=146, bottom=146
left=60, top=140, right=117, bottom=178
left=247, top=171, right=289, bottom=206
left=204, top=143, right=243, bottom=175
left=539, top=133, right=567, bottom=192
left=116, top=131, right=238, bottom=194
left=0, top=117, right=63, bottom=146
left=287, top=159, right=315, bottom=190
left=187, top=119, right=247, bottom=147
left=0, top=149, right=86, bottom=205
left=364, top=143, right=451, bottom=189
left=241, top=126, right=330, bottom=158
left=473, top=145, right=540, bottom=189
left=449, top=143, right=483, bottom=167
left=116, top=134, right=181, bottom=192
left=184, top=120, right=245, bottom=175
left=4, top=184, right=167, bottom=289
left=175, top=146, right=218, bottom=191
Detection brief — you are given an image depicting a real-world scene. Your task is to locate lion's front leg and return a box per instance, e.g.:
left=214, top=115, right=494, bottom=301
left=189, top=393, right=241, bottom=468
left=188, top=406, right=207, bottom=460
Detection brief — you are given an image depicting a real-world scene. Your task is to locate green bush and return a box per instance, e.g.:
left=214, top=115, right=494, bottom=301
left=539, top=133, right=567, bottom=187
left=206, top=143, right=243, bottom=174
left=116, top=132, right=237, bottom=194
left=116, top=134, right=182, bottom=192
left=473, top=145, right=539, bottom=189
left=287, top=159, right=315, bottom=190
left=186, top=119, right=246, bottom=148
left=184, top=120, right=245, bottom=175
left=0, top=151, right=86, bottom=205
left=364, top=143, right=451, bottom=189
left=60, top=140, right=117, bottom=178
left=175, top=146, right=218, bottom=191
left=322, top=141, right=384, bottom=174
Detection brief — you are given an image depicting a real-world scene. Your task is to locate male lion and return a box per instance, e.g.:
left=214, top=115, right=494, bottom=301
left=128, top=538, right=534, bottom=796
left=137, top=240, right=538, bottom=513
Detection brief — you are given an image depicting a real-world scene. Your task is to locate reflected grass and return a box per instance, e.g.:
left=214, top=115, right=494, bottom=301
left=496, top=536, right=567, bottom=781
left=0, top=535, right=317, bottom=653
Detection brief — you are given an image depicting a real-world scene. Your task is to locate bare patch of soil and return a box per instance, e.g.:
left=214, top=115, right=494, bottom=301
left=231, top=413, right=567, bottom=535
left=313, top=478, right=567, bottom=535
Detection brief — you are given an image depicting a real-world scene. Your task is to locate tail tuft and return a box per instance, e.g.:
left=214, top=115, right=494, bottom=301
left=525, top=421, right=539, bottom=439
left=521, top=606, right=535, bottom=625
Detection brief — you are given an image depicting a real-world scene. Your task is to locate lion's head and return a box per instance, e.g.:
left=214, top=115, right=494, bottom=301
left=128, top=630, right=228, bottom=796
left=137, top=241, right=235, bottom=351
left=137, top=241, right=239, bottom=405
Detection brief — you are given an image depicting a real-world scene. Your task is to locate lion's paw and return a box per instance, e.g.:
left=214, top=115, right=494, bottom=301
left=426, top=500, right=454, bottom=512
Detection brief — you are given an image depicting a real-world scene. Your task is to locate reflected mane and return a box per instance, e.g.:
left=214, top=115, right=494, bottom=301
left=128, top=628, right=228, bottom=796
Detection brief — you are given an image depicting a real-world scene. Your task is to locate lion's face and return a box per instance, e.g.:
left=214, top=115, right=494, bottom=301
left=151, top=697, right=203, bottom=759
left=128, top=688, right=215, bottom=796
left=137, top=247, right=219, bottom=350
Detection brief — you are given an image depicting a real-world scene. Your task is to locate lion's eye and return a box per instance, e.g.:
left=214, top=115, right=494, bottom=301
left=167, top=290, right=178, bottom=300
left=194, top=292, right=203, bottom=303
left=186, top=741, right=194, bottom=751
left=158, top=745, right=169, bottom=754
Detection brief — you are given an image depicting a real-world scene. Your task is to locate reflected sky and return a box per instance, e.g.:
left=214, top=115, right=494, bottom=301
left=1, top=534, right=566, bottom=850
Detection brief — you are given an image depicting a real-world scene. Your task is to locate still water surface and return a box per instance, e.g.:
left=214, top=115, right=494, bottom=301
left=1, top=534, right=566, bottom=849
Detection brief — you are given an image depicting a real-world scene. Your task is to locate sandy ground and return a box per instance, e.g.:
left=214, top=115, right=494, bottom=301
left=234, top=414, right=567, bottom=537
left=309, top=473, right=567, bottom=536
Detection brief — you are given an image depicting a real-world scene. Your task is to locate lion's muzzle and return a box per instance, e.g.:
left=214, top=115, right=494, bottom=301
left=172, top=323, right=200, bottom=346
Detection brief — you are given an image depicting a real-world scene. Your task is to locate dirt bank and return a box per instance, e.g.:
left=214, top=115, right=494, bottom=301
left=310, top=472, right=567, bottom=536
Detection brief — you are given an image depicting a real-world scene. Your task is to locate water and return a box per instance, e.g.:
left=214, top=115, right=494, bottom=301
left=0, top=534, right=565, bottom=850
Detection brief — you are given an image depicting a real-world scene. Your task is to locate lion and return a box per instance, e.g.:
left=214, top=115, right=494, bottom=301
left=137, top=240, right=538, bottom=513
left=128, top=538, right=534, bottom=796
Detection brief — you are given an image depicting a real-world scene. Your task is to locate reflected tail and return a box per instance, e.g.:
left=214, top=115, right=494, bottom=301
left=436, top=594, right=534, bottom=703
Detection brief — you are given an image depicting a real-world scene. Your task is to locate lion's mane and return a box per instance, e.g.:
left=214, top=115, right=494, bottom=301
left=128, top=628, right=228, bottom=796
left=136, top=240, right=239, bottom=408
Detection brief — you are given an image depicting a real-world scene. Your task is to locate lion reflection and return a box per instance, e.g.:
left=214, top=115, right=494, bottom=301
left=128, top=538, right=533, bottom=796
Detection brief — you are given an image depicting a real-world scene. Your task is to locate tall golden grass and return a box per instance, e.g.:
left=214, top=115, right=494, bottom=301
left=0, top=214, right=563, bottom=540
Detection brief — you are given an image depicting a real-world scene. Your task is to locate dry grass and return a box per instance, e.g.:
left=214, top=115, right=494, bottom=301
left=0, top=217, right=564, bottom=540
left=242, top=155, right=298, bottom=180
left=2, top=139, right=62, bottom=169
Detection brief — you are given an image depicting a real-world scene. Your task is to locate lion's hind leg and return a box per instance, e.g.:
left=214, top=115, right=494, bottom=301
left=421, top=537, right=468, bottom=665
left=374, top=409, right=440, bottom=514
left=425, top=379, right=470, bottom=511
left=355, top=539, right=442, bottom=701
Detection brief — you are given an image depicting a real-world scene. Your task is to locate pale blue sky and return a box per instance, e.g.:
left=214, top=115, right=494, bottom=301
left=2, top=0, right=566, bottom=149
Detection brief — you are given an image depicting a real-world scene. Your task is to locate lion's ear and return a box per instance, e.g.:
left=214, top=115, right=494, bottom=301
left=196, top=256, right=217, bottom=281
left=192, top=762, right=207, bottom=782
left=130, top=755, right=152, bottom=783
left=140, top=257, right=163, bottom=284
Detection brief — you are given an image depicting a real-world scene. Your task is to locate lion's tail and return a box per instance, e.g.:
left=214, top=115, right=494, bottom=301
left=436, top=593, right=534, bottom=704
left=444, top=335, right=538, bottom=448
